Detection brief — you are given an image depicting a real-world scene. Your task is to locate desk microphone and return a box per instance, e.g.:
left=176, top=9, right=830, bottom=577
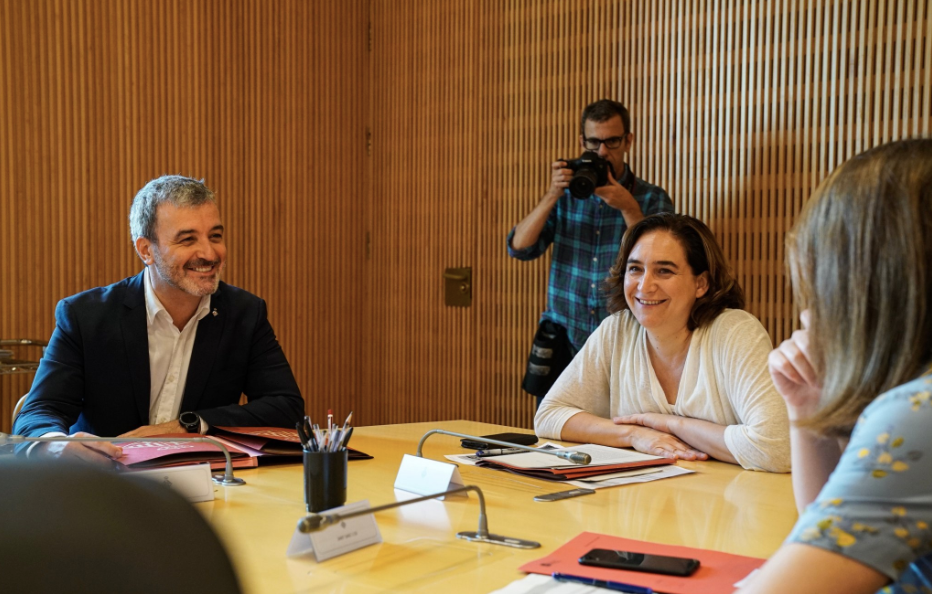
left=415, top=429, right=592, bottom=465
left=0, top=432, right=246, bottom=486
left=297, top=484, right=540, bottom=549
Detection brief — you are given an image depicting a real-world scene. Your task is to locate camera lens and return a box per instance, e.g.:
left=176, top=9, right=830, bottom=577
left=569, top=169, right=599, bottom=198
left=566, top=151, right=608, bottom=199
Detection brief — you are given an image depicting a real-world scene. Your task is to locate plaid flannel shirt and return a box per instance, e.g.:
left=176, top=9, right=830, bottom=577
left=507, top=164, right=674, bottom=351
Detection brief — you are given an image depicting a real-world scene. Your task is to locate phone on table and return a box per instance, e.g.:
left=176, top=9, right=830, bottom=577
left=578, top=548, right=700, bottom=577
left=460, top=432, right=539, bottom=450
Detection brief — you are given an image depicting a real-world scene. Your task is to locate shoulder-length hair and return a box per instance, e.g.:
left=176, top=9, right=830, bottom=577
left=789, top=138, right=932, bottom=437
left=604, top=212, right=745, bottom=330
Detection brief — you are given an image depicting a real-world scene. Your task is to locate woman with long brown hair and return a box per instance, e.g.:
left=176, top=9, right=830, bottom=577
left=740, top=139, right=932, bottom=592
left=535, top=212, right=790, bottom=472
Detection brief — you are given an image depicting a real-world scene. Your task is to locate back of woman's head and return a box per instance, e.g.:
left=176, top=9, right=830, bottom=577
left=790, top=138, right=932, bottom=436
left=605, top=212, right=744, bottom=330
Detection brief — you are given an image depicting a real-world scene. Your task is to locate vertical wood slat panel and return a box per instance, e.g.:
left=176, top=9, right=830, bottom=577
left=363, top=0, right=931, bottom=430
left=2, top=1, right=930, bottom=434
left=0, top=0, right=368, bottom=432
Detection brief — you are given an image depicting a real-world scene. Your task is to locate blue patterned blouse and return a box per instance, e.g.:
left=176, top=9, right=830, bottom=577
left=788, top=373, right=932, bottom=593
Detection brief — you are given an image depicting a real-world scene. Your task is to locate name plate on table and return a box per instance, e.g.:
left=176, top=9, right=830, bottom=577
left=393, top=454, right=464, bottom=498
left=286, top=500, right=382, bottom=562
left=131, top=463, right=214, bottom=503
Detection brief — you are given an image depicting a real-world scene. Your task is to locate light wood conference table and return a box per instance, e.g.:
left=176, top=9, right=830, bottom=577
left=203, top=420, right=797, bottom=594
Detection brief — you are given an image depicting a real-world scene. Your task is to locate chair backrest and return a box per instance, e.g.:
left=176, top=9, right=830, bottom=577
left=12, top=393, right=27, bottom=425
left=0, top=458, right=243, bottom=594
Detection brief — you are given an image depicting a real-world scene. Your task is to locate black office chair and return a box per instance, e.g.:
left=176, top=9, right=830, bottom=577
left=0, top=459, right=243, bottom=594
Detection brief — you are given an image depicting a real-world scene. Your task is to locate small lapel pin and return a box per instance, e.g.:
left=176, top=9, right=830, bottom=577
left=212, top=309, right=218, bottom=317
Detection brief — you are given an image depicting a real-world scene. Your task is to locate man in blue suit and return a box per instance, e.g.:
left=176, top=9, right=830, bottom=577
left=14, top=175, right=305, bottom=464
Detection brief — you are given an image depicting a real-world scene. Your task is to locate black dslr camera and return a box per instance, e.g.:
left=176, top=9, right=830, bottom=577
left=562, top=151, right=615, bottom=198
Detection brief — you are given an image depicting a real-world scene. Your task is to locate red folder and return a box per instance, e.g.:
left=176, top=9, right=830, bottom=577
left=477, top=457, right=673, bottom=480
left=520, top=532, right=765, bottom=594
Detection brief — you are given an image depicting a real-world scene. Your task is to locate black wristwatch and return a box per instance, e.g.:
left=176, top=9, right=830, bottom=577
left=179, top=411, right=201, bottom=434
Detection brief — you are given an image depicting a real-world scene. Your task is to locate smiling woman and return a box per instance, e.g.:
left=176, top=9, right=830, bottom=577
left=534, top=213, right=791, bottom=473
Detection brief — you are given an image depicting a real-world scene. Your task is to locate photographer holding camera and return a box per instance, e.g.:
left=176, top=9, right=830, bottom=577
left=508, top=99, right=673, bottom=409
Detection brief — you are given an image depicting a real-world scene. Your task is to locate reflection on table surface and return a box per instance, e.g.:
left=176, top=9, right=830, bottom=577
left=0, top=359, right=41, bottom=375
left=201, top=420, right=797, bottom=594
left=0, top=339, right=46, bottom=375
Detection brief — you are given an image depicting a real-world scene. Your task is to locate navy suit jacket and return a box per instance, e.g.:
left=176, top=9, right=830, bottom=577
left=13, top=271, right=305, bottom=438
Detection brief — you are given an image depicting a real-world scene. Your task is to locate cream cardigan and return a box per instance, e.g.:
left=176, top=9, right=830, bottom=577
left=534, top=309, right=791, bottom=472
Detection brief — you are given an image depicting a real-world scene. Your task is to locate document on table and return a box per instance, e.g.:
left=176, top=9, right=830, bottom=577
left=566, top=464, right=693, bottom=489
left=488, top=573, right=605, bottom=593
left=445, top=443, right=659, bottom=468
left=491, top=565, right=760, bottom=593
left=445, top=443, right=694, bottom=489
left=488, top=443, right=664, bottom=469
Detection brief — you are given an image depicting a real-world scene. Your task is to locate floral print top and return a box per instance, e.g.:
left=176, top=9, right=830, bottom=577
left=788, top=374, right=932, bottom=593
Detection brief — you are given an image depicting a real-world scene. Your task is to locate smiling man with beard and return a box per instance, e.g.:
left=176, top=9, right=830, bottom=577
left=13, top=175, right=304, bottom=465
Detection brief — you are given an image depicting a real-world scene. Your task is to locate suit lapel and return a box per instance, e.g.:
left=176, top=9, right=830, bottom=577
left=122, top=271, right=152, bottom=425
left=181, top=286, right=224, bottom=412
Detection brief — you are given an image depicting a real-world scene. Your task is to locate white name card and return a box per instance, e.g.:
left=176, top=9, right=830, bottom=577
left=393, top=453, right=464, bottom=498
left=286, top=499, right=382, bottom=562
left=131, top=463, right=214, bottom=503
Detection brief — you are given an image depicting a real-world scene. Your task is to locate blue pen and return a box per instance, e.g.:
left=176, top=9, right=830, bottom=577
left=552, top=572, right=653, bottom=594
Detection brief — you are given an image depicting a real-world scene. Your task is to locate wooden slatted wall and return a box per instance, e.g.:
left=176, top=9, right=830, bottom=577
left=366, top=0, right=932, bottom=429
left=0, top=0, right=369, bottom=431
left=2, top=1, right=930, bottom=433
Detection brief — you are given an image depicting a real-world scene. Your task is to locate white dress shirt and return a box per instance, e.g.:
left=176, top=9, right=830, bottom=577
left=144, top=266, right=211, bottom=431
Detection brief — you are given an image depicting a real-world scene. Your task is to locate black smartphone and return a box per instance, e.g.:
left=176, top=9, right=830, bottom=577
left=460, top=432, right=539, bottom=449
left=578, top=548, right=700, bottom=577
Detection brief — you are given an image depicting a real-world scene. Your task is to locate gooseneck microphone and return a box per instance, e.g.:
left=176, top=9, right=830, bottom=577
left=415, top=429, right=592, bottom=465
left=297, top=484, right=540, bottom=549
left=0, top=432, right=246, bottom=486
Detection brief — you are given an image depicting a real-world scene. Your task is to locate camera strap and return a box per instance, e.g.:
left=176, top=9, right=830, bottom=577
left=618, top=163, right=637, bottom=193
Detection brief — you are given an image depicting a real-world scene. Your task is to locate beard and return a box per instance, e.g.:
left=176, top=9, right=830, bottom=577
left=150, top=246, right=223, bottom=298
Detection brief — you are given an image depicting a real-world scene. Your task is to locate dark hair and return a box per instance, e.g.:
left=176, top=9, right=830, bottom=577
left=788, top=138, right=932, bottom=437
left=604, top=213, right=745, bottom=330
left=580, top=99, right=631, bottom=137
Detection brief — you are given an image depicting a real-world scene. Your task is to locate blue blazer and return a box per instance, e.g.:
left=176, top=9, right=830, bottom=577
left=14, top=271, right=305, bottom=438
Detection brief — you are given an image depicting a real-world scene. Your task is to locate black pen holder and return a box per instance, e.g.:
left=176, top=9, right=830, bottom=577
left=303, top=449, right=348, bottom=513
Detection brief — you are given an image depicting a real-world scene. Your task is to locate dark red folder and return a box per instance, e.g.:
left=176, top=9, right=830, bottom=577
left=213, top=426, right=373, bottom=460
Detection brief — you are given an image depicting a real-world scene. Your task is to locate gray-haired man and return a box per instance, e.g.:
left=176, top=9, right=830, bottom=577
left=14, top=175, right=304, bottom=464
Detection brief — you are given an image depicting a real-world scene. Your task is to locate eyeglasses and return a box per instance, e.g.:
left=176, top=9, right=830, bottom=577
left=582, top=134, right=628, bottom=150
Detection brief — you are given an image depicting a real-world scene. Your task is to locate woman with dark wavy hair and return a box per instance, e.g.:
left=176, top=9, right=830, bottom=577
left=535, top=212, right=790, bottom=472
left=738, top=139, right=932, bottom=592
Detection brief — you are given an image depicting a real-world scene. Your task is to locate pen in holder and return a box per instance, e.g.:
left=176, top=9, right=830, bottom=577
left=303, top=448, right=348, bottom=513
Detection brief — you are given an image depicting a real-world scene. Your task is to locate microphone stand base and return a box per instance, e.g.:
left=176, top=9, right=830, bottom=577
left=456, top=531, right=540, bottom=549
left=212, top=474, right=247, bottom=486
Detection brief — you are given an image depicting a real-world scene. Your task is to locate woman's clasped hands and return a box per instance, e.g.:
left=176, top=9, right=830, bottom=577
left=612, top=413, right=709, bottom=461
